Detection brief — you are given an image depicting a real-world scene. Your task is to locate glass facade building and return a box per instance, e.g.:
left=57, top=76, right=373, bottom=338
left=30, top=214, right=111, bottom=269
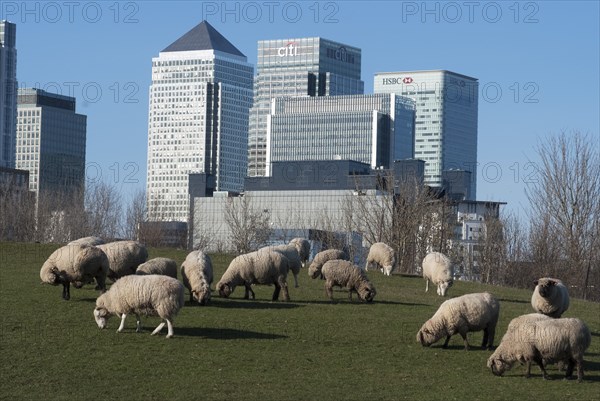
left=0, top=21, right=17, bottom=168
left=374, top=70, right=478, bottom=199
left=16, top=88, right=86, bottom=204
left=267, top=94, right=415, bottom=171
left=146, top=21, right=253, bottom=222
left=248, top=37, right=364, bottom=177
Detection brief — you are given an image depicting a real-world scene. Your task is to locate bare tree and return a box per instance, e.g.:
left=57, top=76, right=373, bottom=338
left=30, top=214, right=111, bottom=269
left=526, top=131, right=600, bottom=299
left=123, top=188, right=146, bottom=240
left=84, top=181, right=123, bottom=240
left=223, top=194, right=271, bottom=254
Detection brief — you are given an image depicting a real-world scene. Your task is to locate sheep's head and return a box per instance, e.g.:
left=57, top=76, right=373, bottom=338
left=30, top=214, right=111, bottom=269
left=487, top=356, right=512, bottom=377
left=534, top=278, right=557, bottom=298
left=93, top=307, right=110, bottom=329
left=40, top=265, right=61, bottom=286
left=438, top=279, right=453, bottom=297
left=217, top=282, right=232, bottom=298
left=193, top=282, right=212, bottom=305
left=416, top=321, right=442, bottom=346
left=308, top=264, right=321, bottom=279
left=358, top=282, right=376, bottom=303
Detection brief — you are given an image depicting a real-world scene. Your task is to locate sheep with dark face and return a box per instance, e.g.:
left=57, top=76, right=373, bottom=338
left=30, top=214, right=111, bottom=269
left=531, top=277, right=570, bottom=318
left=40, top=244, right=109, bottom=300
left=321, top=259, right=376, bottom=303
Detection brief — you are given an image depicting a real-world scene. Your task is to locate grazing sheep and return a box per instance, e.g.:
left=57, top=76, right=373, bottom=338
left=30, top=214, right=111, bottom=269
left=365, top=242, right=396, bottom=276
left=531, top=278, right=570, bottom=318
left=136, top=257, right=178, bottom=279
left=180, top=251, right=214, bottom=305
left=416, top=292, right=500, bottom=350
left=40, top=244, right=109, bottom=300
left=93, top=274, right=185, bottom=339
left=487, top=316, right=591, bottom=382
left=422, top=252, right=454, bottom=296
left=67, top=236, right=105, bottom=247
left=97, top=241, right=148, bottom=281
left=261, top=244, right=303, bottom=288
left=321, top=259, right=376, bottom=303
left=217, top=249, right=290, bottom=301
left=308, top=249, right=349, bottom=279
left=289, top=237, right=311, bottom=267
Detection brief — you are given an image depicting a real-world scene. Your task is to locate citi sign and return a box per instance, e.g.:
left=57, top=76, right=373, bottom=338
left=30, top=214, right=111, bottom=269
left=278, top=42, right=297, bottom=57
left=382, top=77, right=414, bottom=85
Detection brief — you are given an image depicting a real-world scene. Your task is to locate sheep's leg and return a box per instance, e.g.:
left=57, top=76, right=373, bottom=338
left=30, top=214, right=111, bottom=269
left=151, top=322, right=166, bottom=336
left=62, top=282, right=70, bottom=300
left=135, top=314, right=142, bottom=333
left=272, top=283, right=281, bottom=301
left=348, top=289, right=353, bottom=302
left=293, top=272, right=299, bottom=288
left=442, top=335, right=451, bottom=349
left=481, top=328, right=489, bottom=349
left=280, top=281, right=290, bottom=302
left=117, top=313, right=127, bottom=333
left=459, top=332, right=470, bottom=351
left=325, top=281, right=334, bottom=301
left=244, top=284, right=255, bottom=300
left=525, top=362, right=532, bottom=378
left=425, top=280, right=429, bottom=292
left=95, top=275, right=106, bottom=293
left=576, top=357, right=584, bottom=382
left=165, top=319, right=174, bottom=339
left=533, top=354, right=550, bottom=380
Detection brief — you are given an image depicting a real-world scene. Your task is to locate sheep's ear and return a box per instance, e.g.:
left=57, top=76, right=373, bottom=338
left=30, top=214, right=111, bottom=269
left=533, top=279, right=539, bottom=286
left=548, top=280, right=557, bottom=286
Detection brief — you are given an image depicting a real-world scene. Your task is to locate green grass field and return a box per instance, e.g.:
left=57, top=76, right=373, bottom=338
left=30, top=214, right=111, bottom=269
left=1, top=242, right=598, bottom=401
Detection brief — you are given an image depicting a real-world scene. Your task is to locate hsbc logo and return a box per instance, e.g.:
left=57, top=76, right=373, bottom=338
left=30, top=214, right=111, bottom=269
left=278, top=42, right=297, bottom=57
left=382, top=77, right=414, bottom=85
left=403, top=77, right=413, bottom=84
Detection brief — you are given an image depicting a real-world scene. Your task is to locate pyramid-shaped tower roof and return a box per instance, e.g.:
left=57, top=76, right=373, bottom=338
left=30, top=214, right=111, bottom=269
left=161, top=20, right=245, bottom=57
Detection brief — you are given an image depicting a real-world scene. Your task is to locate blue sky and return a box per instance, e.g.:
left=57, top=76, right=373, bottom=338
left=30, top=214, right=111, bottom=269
left=5, top=1, right=599, bottom=219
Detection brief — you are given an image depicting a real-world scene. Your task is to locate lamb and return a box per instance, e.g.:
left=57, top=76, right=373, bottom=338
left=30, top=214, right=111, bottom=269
left=531, top=277, right=570, bottom=318
left=416, top=292, right=500, bottom=350
left=67, top=236, right=105, bottom=247
left=136, top=257, right=178, bottom=279
left=261, top=244, right=303, bottom=288
left=422, top=252, right=454, bottom=296
left=365, top=242, right=396, bottom=276
left=97, top=240, right=148, bottom=281
left=308, top=249, right=349, bottom=279
left=180, top=251, right=214, bottom=305
left=289, top=237, right=311, bottom=267
left=216, top=249, right=290, bottom=301
left=487, top=316, right=591, bottom=382
left=320, top=259, right=376, bottom=302
left=40, top=244, right=109, bottom=300
left=93, top=274, right=185, bottom=339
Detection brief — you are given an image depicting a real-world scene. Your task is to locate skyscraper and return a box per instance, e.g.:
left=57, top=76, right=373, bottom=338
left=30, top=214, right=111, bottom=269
left=0, top=21, right=17, bottom=168
left=374, top=70, right=478, bottom=199
left=16, top=88, right=87, bottom=205
left=146, top=21, right=253, bottom=222
left=248, top=37, right=364, bottom=177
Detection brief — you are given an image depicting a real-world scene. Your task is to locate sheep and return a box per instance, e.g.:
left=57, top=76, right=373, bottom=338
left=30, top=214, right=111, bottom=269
left=289, top=237, right=311, bottom=267
left=180, top=251, right=214, bottom=305
left=67, top=236, right=105, bottom=247
left=216, top=249, right=290, bottom=302
left=320, top=259, right=376, bottom=303
left=422, top=252, right=454, bottom=296
left=531, top=277, right=570, bottom=318
left=308, top=249, right=349, bottom=279
left=487, top=316, right=591, bottom=382
left=40, top=244, right=109, bottom=300
left=260, top=244, right=303, bottom=288
left=93, top=274, right=185, bottom=339
left=416, top=292, right=500, bottom=350
left=97, top=240, right=148, bottom=281
left=135, top=257, right=178, bottom=279
left=365, top=242, right=396, bottom=276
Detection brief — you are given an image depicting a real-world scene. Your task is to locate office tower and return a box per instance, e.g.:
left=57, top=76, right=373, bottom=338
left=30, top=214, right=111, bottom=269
left=146, top=21, right=253, bottom=222
left=267, top=93, right=415, bottom=172
left=248, top=37, right=364, bottom=177
left=16, top=88, right=87, bottom=205
left=374, top=70, right=478, bottom=198
left=0, top=21, right=17, bottom=168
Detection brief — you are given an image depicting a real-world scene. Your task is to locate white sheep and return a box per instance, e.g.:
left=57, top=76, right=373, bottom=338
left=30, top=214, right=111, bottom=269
left=308, top=249, right=349, bottom=279
left=135, top=257, right=178, bottom=279
left=97, top=240, right=148, bottom=281
left=40, top=244, right=109, bottom=300
left=180, top=251, right=214, bottom=305
left=93, top=274, right=185, bottom=339
left=321, top=259, right=376, bottom=302
left=365, top=242, right=396, bottom=276
left=67, top=236, right=105, bottom=247
left=216, top=249, right=290, bottom=302
left=260, top=244, right=303, bottom=288
left=531, top=277, right=570, bottom=318
left=416, top=292, right=500, bottom=350
left=289, top=237, right=311, bottom=267
left=422, top=252, right=454, bottom=296
left=487, top=316, right=591, bottom=382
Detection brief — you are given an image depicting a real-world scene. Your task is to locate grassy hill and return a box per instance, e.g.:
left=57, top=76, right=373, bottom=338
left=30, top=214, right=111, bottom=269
left=1, top=242, right=598, bottom=401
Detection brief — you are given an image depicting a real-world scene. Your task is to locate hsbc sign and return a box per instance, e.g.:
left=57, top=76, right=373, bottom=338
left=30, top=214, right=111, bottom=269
left=382, top=77, right=414, bottom=85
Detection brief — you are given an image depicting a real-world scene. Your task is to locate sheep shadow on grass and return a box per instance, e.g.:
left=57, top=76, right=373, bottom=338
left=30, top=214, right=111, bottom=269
left=497, top=298, right=530, bottom=304
left=202, top=298, right=303, bottom=310
left=175, top=326, right=288, bottom=340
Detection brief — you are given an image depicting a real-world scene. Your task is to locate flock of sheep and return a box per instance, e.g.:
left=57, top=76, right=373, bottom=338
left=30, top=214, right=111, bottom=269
left=39, top=237, right=591, bottom=381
